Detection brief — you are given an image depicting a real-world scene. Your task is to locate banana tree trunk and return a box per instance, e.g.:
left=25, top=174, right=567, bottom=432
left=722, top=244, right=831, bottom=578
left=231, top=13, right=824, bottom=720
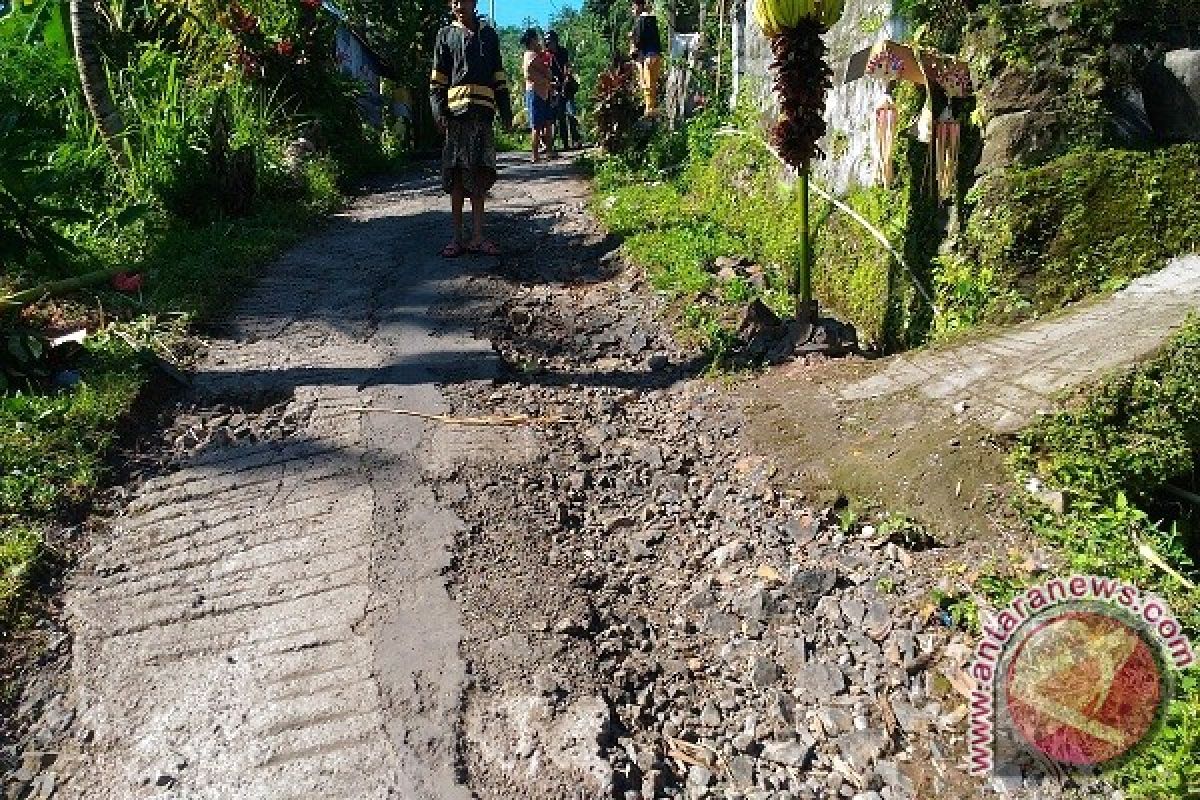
left=69, top=0, right=127, bottom=169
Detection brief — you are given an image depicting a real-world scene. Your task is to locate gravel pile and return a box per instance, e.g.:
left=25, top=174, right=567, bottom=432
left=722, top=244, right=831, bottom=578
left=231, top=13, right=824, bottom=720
left=433, top=246, right=991, bottom=800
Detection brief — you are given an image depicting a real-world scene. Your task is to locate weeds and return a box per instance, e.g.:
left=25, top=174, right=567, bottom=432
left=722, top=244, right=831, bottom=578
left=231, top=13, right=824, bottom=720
left=0, top=526, right=43, bottom=624
left=1009, top=318, right=1200, bottom=798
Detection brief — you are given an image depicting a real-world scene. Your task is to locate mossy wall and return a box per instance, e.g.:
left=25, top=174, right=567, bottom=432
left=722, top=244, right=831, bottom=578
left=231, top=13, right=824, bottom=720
left=943, top=144, right=1200, bottom=326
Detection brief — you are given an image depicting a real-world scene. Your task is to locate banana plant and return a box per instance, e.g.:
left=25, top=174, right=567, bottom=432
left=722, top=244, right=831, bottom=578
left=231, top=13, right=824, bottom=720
left=0, top=111, right=85, bottom=271
left=750, top=0, right=845, bottom=326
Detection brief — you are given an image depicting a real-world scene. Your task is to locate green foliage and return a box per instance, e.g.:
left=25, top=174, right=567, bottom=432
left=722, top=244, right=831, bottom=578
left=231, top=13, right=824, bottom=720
left=0, top=41, right=90, bottom=276
left=1010, top=321, right=1200, bottom=797
left=931, top=253, right=1027, bottom=336
left=0, top=0, right=404, bottom=637
left=494, top=126, right=532, bottom=153
left=337, top=0, right=447, bottom=87
left=0, top=329, right=51, bottom=393
left=1014, top=320, right=1200, bottom=504
left=0, top=526, right=43, bottom=624
left=953, top=146, right=1200, bottom=322
left=974, top=1, right=1048, bottom=68
left=593, top=98, right=943, bottom=352
left=0, top=354, right=141, bottom=523
left=1065, top=0, right=1196, bottom=42
left=892, top=0, right=971, bottom=53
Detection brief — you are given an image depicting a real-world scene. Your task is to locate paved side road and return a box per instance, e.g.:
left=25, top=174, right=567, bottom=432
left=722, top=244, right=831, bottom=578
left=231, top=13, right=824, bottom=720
left=51, top=156, right=586, bottom=799
left=840, top=254, right=1200, bottom=434
left=747, top=254, right=1200, bottom=536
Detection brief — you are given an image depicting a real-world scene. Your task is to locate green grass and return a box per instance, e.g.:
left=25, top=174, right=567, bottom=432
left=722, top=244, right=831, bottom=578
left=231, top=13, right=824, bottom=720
left=0, top=526, right=44, bottom=624
left=1010, top=319, right=1200, bottom=797
left=494, top=127, right=533, bottom=153
left=0, top=367, right=141, bottom=522
left=592, top=95, right=943, bottom=353
left=0, top=336, right=142, bottom=628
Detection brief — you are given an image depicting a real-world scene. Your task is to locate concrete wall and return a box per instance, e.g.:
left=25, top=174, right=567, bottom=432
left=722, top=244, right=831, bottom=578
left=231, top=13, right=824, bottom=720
left=731, top=0, right=908, bottom=193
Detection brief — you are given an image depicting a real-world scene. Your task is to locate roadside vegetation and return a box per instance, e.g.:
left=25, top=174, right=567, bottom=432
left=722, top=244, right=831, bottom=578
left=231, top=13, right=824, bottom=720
left=0, top=0, right=441, bottom=637
left=1010, top=320, right=1200, bottom=796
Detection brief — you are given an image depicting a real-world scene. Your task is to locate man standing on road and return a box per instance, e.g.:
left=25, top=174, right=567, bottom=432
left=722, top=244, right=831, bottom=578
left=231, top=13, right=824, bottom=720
left=544, top=31, right=573, bottom=150
left=430, top=0, right=513, bottom=257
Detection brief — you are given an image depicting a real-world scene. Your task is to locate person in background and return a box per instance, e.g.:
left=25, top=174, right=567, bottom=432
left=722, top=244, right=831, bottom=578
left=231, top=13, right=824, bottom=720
left=630, top=0, right=663, bottom=115
left=521, top=28, right=555, bottom=162
left=538, top=42, right=559, bottom=154
left=561, top=66, right=583, bottom=149
left=430, top=0, right=512, bottom=257
left=543, top=30, right=572, bottom=150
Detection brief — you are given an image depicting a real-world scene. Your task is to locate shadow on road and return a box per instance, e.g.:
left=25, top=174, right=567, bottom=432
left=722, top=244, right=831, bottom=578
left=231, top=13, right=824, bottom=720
left=188, top=153, right=710, bottom=397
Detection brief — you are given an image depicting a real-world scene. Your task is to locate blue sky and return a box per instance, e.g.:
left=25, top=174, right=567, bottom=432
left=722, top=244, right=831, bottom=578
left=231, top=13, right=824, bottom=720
left=486, top=0, right=579, bottom=29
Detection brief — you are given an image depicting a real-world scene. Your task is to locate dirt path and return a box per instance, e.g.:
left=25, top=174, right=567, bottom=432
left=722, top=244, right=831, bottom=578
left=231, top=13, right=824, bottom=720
left=36, top=157, right=591, bottom=799
left=9, top=156, right=1152, bottom=800
left=747, top=255, right=1200, bottom=537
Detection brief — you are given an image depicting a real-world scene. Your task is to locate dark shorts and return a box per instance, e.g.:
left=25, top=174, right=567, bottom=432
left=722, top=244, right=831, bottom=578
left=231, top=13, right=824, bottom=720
left=526, top=90, right=551, bottom=129
left=441, top=107, right=497, bottom=195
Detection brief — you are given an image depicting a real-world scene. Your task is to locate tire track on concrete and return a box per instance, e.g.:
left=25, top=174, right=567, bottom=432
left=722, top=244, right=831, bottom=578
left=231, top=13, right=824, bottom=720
left=50, top=159, right=588, bottom=799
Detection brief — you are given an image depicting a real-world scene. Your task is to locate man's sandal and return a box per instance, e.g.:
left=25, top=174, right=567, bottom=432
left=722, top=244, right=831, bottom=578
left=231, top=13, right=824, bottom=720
left=467, top=240, right=501, bottom=256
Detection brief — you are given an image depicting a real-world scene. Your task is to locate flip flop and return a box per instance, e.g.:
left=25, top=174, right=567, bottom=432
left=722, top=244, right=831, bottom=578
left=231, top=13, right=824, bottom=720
left=467, top=240, right=501, bottom=256
left=441, top=241, right=465, bottom=258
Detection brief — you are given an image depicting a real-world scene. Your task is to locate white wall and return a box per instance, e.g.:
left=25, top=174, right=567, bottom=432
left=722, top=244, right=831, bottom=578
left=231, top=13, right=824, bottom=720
left=732, top=0, right=909, bottom=194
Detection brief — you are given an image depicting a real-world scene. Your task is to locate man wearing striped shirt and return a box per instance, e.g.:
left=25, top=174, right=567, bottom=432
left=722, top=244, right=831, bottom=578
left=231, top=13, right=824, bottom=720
left=430, top=0, right=513, bottom=257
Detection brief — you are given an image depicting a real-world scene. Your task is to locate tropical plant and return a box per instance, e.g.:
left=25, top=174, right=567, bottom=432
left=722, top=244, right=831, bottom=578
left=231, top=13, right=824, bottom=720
left=0, top=89, right=85, bottom=272
left=592, top=62, right=639, bottom=152
left=69, top=0, right=128, bottom=167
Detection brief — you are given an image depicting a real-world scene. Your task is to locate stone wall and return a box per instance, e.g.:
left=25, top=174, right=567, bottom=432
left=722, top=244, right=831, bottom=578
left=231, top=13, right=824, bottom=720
left=966, top=0, right=1200, bottom=173
left=731, top=0, right=905, bottom=193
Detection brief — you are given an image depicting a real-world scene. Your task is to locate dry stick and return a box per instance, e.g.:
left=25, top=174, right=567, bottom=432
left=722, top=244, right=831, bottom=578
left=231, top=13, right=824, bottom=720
left=715, top=128, right=943, bottom=318
left=1132, top=526, right=1198, bottom=590
left=346, top=407, right=570, bottom=426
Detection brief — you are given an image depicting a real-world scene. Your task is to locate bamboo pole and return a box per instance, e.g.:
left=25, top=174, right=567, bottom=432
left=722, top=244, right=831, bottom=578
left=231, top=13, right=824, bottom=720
left=0, top=266, right=128, bottom=315
left=798, top=167, right=811, bottom=307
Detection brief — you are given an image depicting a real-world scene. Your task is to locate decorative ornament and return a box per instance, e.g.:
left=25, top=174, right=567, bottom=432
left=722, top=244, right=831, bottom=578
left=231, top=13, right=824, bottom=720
left=866, top=48, right=904, bottom=83
left=933, top=61, right=972, bottom=99
left=754, top=0, right=847, bottom=325
left=935, top=107, right=961, bottom=201
left=752, top=0, right=844, bottom=38
left=768, top=17, right=834, bottom=169
left=875, top=97, right=898, bottom=188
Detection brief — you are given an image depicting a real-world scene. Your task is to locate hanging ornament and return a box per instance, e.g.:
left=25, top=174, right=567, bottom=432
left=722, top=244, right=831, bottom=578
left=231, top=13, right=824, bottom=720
left=933, top=60, right=972, bottom=100
left=913, top=46, right=935, bottom=145
left=866, top=48, right=904, bottom=83
left=875, top=96, right=898, bottom=188
left=935, top=107, right=961, bottom=201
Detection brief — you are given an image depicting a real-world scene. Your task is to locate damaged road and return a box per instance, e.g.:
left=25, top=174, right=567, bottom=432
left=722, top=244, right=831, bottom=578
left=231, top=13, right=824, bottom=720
left=7, top=156, right=1102, bottom=800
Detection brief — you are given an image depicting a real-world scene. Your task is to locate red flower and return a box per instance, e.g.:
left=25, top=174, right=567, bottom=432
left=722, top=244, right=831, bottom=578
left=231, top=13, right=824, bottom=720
left=111, top=272, right=143, bottom=292
left=300, top=0, right=321, bottom=9
left=275, top=39, right=294, bottom=56
left=228, top=3, right=260, bottom=34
